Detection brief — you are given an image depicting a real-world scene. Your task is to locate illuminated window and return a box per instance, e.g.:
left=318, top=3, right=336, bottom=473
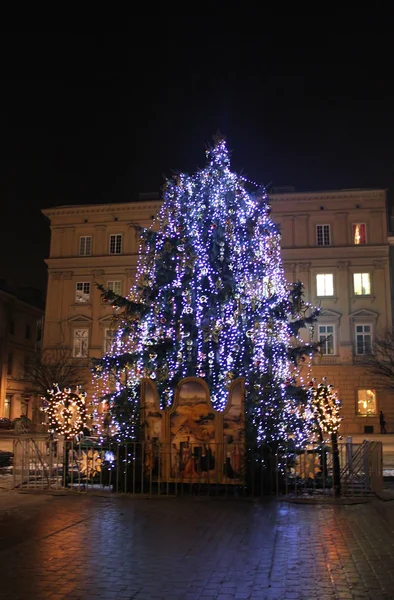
left=104, top=329, right=116, bottom=353
left=316, top=274, right=334, bottom=296
left=79, top=236, right=92, bottom=256
left=355, top=324, right=372, bottom=355
left=353, top=223, right=366, bottom=245
left=316, top=224, right=331, bottom=246
left=73, top=329, right=89, bottom=358
left=353, top=273, right=371, bottom=296
left=76, top=282, right=91, bottom=303
left=4, top=395, right=12, bottom=419
left=107, top=281, right=122, bottom=295
left=109, top=234, right=122, bottom=255
left=318, top=324, right=335, bottom=355
left=357, top=389, right=376, bottom=416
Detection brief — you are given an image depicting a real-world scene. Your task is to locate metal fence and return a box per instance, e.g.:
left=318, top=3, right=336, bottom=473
left=5, top=436, right=383, bottom=498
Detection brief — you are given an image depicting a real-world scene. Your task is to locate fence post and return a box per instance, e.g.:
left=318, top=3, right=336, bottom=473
left=12, top=438, right=16, bottom=489
left=363, top=441, right=370, bottom=493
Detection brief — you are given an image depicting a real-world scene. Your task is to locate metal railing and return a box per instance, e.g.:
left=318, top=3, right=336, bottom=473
left=7, top=437, right=384, bottom=498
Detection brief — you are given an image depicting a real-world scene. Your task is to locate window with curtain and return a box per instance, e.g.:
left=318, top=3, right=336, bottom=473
left=352, top=223, right=366, bottom=245
left=357, top=389, right=376, bottom=415
left=353, top=273, right=371, bottom=296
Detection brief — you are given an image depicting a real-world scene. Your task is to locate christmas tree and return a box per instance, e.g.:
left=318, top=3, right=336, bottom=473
left=309, top=377, right=342, bottom=495
left=93, top=134, right=318, bottom=450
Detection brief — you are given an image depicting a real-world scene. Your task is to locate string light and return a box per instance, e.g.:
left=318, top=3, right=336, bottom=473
left=309, top=377, right=342, bottom=439
left=41, top=384, right=88, bottom=440
left=92, top=136, right=319, bottom=447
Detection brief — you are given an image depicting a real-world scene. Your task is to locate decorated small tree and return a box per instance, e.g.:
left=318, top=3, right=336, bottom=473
left=93, top=134, right=319, bottom=469
left=41, top=384, right=88, bottom=439
left=41, top=384, right=88, bottom=486
left=310, top=378, right=342, bottom=495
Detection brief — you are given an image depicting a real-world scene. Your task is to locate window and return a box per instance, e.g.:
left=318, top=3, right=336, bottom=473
left=109, top=234, right=122, bottom=255
left=318, top=324, right=335, bottom=355
left=36, top=318, right=43, bottom=343
left=25, top=324, right=31, bottom=339
left=24, top=355, right=30, bottom=377
left=353, top=273, right=371, bottom=296
left=316, top=274, right=334, bottom=296
left=9, top=321, right=14, bottom=335
left=357, top=389, right=376, bottom=416
left=76, top=282, right=91, bottom=303
left=79, top=236, right=92, bottom=256
left=4, top=395, right=12, bottom=419
left=73, top=329, right=89, bottom=358
left=316, top=224, right=331, bottom=246
left=355, top=324, right=372, bottom=355
left=104, top=328, right=116, bottom=353
left=107, top=281, right=122, bottom=296
left=353, top=223, right=366, bottom=245
left=7, top=353, right=12, bottom=375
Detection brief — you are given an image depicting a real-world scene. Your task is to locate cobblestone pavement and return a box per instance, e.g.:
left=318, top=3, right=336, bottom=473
left=1, top=492, right=394, bottom=599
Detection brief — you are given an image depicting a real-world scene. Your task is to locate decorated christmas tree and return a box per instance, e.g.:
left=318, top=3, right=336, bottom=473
left=309, top=378, right=342, bottom=494
left=93, top=134, right=318, bottom=450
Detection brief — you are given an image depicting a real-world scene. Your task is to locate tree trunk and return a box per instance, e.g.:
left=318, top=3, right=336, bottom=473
left=63, top=440, right=70, bottom=487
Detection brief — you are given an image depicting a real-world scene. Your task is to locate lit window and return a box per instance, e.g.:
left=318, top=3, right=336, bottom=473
left=76, top=282, right=91, bottom=303
left=355, top=324, right=372, bottom=355
left=353, top=273, right=371, bottom=296
left=4, top=395, right=12, bottom=419
left=104, top=329, right=116, bottom=353
left=73, top=329, right=89, bottom=358
left=357, top=389, right=376, bottom=416
left=107, top=281, right=122, bottom=295
left=79, top=236, right=92, bottom=256
left=316, top=274, right=334, bottom=296
left=318, top=324, right=335, bottom=355
left=316, top=225, right=331, bottom=246
left=353, top=223, right=366, bottom=245
left=109, top=234, right=122, bottom=255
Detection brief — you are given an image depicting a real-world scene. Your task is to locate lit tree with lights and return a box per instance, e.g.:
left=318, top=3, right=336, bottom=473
left=41, top=384, right=88, bottom=439
left=93, top=134, right=318, bottom=454
left=310, top=378, right=342, bottom=495
left=41, top=385, right=88, bottom=486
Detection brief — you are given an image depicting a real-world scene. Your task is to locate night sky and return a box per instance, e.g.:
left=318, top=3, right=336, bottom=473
left=1, top=27, right=394, bottom=295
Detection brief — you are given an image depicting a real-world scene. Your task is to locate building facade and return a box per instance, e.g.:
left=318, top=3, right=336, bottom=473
left=0, top=288, right=43, bottom=422
left=41, top=199, right=162, bottom=418
left=272, top=188, right=391, bottom=435
left=41, top=188, right=392, bottom=435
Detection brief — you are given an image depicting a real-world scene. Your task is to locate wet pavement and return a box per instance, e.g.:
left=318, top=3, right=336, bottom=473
left=1, top=492, right=394, bottom=599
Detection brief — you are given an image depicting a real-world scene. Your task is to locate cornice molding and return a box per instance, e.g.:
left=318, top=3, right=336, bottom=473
left=42, top=201, right=162, bottom=219
left=270, top=189, right=386, bottom=203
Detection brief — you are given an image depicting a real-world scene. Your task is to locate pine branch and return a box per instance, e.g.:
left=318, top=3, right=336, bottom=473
left=95, top=283, right=151, bottom=317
